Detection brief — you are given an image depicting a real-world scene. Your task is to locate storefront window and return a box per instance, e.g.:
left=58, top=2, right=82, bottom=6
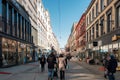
left=2, top=38, right=17, bottom=66
left=18, top=42, right=26, bottom=64
left=26, top=45, right=32, bottom=62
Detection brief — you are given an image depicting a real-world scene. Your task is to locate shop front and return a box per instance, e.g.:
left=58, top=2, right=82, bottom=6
left=2, top=38, right=17, bottom=66
left=1, top=37, right=33, bottom=67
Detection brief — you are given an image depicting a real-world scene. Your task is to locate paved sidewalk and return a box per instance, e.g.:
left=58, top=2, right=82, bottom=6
left=76, top=61, right=120, bottom=80
left=0, top=62, right=39, bottom=73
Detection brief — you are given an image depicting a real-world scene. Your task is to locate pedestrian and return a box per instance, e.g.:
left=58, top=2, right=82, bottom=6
left=65, top=57, right=68, bottom=69
left=39, top=54, right=46, bottom=72
left=47, top=51, right=56, bottom=80
left=107, top=54, right=118, bottom=80
left=102, top=55, right=109, bottom=79
left=58, top=54, right=66, bottom=80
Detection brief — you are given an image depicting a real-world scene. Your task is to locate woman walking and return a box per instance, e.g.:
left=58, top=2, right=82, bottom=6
left=58, top=54, right=66, bottom=80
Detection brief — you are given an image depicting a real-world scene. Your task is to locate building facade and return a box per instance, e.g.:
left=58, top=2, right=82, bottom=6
left=68, top=23, right=77, bottom=56
left=0, top=0, right=33, bottom=67
left=17, top=0, right=38, bottom=47
left=86, top=0, right=120, bottom=61
left=37, top=0, right=48, bottom=53
left=75, top=13, right=86, bottom=59
left=37, top=0, right=60, bottom=54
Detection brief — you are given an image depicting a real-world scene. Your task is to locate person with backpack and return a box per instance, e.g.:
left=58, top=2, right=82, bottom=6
left=107, top=54, right=118, bottom=80
left=47, top=51, right=56, bottom=80
left=39, top=54, right=46, bottom=72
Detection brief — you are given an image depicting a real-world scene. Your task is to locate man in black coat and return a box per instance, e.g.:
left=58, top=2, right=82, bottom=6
left=39, top=54, right=46, bottom=72
left=47, top=51, right=56, bottom=80
left=107, top=55, right=118, bottom=80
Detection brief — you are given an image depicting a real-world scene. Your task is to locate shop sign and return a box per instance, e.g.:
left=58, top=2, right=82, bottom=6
left=112, top=34, right=120, bottom=41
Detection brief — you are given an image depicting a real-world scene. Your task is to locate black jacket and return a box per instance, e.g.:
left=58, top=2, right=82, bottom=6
left=47, top=54, right=56, bottom=69
left=107, top=58, right=118, bottom=73
left=39, top=56, right=46, bottom=64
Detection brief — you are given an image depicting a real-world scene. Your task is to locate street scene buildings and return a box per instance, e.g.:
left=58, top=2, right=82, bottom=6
left=66, top=0, right=120, bottom=63
left=0, top=0, right=120, bottom=80
left=0, top=0, right=60, bottom=67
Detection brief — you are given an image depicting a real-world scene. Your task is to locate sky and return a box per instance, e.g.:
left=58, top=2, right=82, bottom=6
left=42, top=0, right=91, bottom=48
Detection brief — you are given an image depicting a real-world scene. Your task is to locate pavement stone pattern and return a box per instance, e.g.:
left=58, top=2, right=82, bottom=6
left=0, top=60, right=119, bottom=80
left=75, top=60, right=120, bottom=80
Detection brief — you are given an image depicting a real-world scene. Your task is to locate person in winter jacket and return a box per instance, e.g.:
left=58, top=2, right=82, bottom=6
left=47, top=51, right=56, bottom=80
left=107, top=54, right=118, bottom=80
left=58, top=54, right=66, bottom=80
left=39, top=54, right=46, bottom=72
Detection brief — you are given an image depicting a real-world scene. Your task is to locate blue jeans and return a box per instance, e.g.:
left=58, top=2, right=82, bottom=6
left=48, top=69, right=54, bottom=79
left=108, top=73, right=115, bottom=80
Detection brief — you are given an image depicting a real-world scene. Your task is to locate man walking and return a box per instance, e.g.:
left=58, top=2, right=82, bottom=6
left=107, top=54, right=118, bottom=80
left=47, top=51, right=56, bottom=80
left=39, top=54, right=46, bottom=72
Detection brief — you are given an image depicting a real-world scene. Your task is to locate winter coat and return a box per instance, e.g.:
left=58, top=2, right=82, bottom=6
left=58, top=57, right=66, bottom=71
left=107, top=58, right=118, bottom=73
left=47, top=54, right=56, bottom=69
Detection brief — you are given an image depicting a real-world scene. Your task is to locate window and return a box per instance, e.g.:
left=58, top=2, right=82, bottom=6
left=25, top=20, right=27, bottom=41
left=89, top=13, right=91, bottom=23
left=101, top=0, right=104, bottom=11
left=107, top=0, right=112, bottom=5
left=1, top=0, right=7, bottom=32
left=92, top=8, right=94, bottom=20
left=22, top=17, right=24, bottom=39
left=14, top=10, right=17, bottom=36
left=28, top=23, right=30, bottom=42
left=92, top=27, right=94, bottom=40
left=8, top=5, right=12, bottom=35
left=89, top=29, right=91, bottom=41
left=100, top=17, right=104, bottom=35
left=87, top=17, right=88, bottom=25
left=96, top=23, right=99, bottom=38
left=116, top=6, right=120, bottom=28
left=26, top=21, right=29, bottom=41
left=96, top=3, right=98, bottom=16
left=20, top=16, right=22, bottom=39
left=107, top=13, right=112, bottom=33
left=12, top=8, right=15, bottom=36
left=18, top=14, right=20, bottom=37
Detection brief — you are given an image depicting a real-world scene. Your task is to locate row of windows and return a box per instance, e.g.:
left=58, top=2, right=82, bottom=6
left=87, top=0, right=113, bottom=25
left=86, top=4, right=120, bottom=42
left=0, top=0, right=32, bottom=43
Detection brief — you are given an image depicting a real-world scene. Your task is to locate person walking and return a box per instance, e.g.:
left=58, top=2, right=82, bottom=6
left=107, top=54, right=118, bottom=80
left=102, top=55, right=109, bottom=79
left=58, top=54, right=66, bottom=80
left=39, top=54, right=46, bottom=72
left=47, top=51, right=56, bottom=80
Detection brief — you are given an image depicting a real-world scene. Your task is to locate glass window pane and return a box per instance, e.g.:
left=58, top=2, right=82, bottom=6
left=116, top=6, right=120, bottom=28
